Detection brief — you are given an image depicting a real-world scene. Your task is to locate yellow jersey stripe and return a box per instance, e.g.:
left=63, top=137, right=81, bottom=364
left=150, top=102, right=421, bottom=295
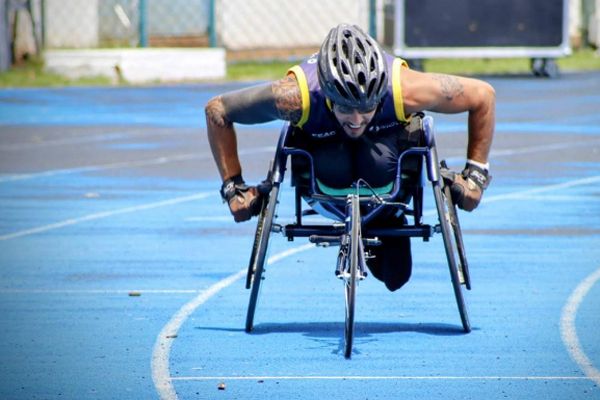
left=392, top=58, right=409, bottom=123
left=287, top=66, right=310, bottom=128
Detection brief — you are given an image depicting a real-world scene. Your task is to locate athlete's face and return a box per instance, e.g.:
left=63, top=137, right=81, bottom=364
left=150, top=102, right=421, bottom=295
left=332, top=104, right=377, bottom=139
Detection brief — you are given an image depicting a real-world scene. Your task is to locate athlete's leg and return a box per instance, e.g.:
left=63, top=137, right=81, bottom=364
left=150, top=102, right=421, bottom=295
left=365, top=213, right=412, bottom=292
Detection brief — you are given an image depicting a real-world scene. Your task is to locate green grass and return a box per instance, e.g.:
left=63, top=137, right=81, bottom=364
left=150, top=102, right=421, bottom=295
left=227, top=48, right=600, bottom=80
left=0, top=57, right=113, bottom=88
left=226, top=60, right=292, bottom=81
left=424, top=48, right=600, bottom=75
left=1, top=48, right=598, bottom=88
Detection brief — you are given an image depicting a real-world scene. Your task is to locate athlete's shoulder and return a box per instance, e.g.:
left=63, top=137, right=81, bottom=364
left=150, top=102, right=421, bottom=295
left=272, top=74, right=303, bottom=123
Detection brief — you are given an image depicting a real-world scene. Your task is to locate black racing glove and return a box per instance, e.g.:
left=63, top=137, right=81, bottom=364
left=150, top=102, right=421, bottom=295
left=220, top=175, right=262, bottom=222
left=440, top=162, right=491, bottom=212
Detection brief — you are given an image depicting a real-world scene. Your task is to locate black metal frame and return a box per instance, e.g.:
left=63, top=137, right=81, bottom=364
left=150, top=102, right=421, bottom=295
left=245, top=115, right=471, bottom=339
left=277, top=117, right=436, bottom=243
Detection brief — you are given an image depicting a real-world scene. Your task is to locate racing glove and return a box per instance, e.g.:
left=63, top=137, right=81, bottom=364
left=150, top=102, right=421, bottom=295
left=440, top=162, right=491, bottom=212
left=220, top=175, right=262, bottom=222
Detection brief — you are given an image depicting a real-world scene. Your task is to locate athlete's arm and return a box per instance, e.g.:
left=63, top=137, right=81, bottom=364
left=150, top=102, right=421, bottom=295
left=401, top=67, right=495, bottom=164
left=205, top=74, right=303, bottom=180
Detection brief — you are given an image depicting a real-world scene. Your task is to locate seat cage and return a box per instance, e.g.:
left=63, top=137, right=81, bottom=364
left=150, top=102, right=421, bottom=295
left=267, top=115, right=443, bottom=242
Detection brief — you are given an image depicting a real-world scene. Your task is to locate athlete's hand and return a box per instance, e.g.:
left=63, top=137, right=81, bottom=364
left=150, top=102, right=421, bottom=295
left=220, top=176, right=262, bottom=222
left=440, top=163, right=491, bottom=212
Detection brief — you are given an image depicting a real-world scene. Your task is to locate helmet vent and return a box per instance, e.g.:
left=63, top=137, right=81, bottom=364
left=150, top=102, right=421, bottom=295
left=357, top=40, right=366, bottom=55
left=357, top=71, right=366, bottom=86
left=334, top=81, right=349, bottom=99
left=341, top=42, right=349, bottom=58
left=376, top=71, right=387, bottom=93
left=347, top=82, right=359, bottom=99
left=341, top=61, right=350, bottom=75
left=367, top=80, right=376, bottom=96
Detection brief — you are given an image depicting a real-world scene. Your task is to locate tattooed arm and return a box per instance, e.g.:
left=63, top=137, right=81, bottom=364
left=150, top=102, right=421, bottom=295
left=205, top=75, right=302, bottom=180
left=401, top=68, right=495, bottom=164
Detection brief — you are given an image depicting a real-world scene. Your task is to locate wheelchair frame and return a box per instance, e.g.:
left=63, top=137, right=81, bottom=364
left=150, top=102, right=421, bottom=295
left=244, top=115, right=471, bottom=358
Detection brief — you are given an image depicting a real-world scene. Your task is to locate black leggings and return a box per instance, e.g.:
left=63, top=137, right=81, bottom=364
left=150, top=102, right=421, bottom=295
left=306, top=131, right=402, bottom=188
left=365, top=213, right=412, bottom=292
left=295, top=132, right=414, bottom=291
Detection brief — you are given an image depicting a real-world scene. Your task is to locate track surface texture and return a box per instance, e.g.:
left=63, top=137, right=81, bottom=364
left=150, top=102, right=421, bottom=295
left=0, top=72, right=599, bottom=399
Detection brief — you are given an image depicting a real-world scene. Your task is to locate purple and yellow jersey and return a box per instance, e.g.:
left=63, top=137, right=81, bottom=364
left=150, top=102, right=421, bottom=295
left=286, top=52, right=409, bottom=139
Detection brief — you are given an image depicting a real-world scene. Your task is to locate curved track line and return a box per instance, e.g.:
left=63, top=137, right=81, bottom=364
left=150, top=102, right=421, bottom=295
left=151, top=243, right=315, bottom=400
left=560, top=267, right=600, bottom=385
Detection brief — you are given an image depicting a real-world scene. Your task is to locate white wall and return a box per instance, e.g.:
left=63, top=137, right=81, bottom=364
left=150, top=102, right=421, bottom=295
left=44, top=0, right=99, bottom=48
left=217, top=0, right=370, bottom=50
left=45, top=48, right=226, bottom=83
left=589, top=0, right=600, bottom=46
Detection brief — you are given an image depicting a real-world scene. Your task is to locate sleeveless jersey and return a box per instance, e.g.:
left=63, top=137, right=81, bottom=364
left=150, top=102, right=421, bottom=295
left=287, top=52, right=410, bottom=140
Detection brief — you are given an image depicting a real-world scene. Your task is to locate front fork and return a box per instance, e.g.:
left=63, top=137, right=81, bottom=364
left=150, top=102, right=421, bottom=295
left=336, top=195, right=369, bottom=280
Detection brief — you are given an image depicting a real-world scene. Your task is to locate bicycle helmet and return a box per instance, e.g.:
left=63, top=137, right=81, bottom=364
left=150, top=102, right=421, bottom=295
left=317, top=24, right=388, bottom=111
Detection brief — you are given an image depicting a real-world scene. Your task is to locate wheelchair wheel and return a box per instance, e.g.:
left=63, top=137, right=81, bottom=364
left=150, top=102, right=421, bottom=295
left=245, top=183, right=280, bottom=333
left=433, top=182, right=471, bottom=333
left=343, top=195, right=360, bottom=358
left=442, top=184, right=471, bottom=289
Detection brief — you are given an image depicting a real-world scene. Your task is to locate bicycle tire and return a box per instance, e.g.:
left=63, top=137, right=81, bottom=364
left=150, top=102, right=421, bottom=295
left=245, top=184, right=280, bottom=333
left=442, top=184, right=471, bottom=290
left=433, top=182, right=471, bottom=333
left=344, top=195, right=360, bottom=358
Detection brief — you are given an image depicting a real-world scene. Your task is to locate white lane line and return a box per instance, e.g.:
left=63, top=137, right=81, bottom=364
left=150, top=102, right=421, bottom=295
left=151, top=270, right=246, bottom=400
left=0, top=153, right=199, bottom=182
left=0, top=146, right=275, bottom=183
left=151, top=243, right=315, bottom=400
left=0, top=192, right=213, bottom=241
left=423, top=175, right=600, bottom=217
left=489, top=138, right=600, bottom=157
left=3, top=134, right=600, bottom=184
left=560, top=267, right=600, bottom=386
left=0, top=289, right=203, bottom=294
left=479, top=175, right=600, bottom=203
left=170, top=375, right=592, bottom=381
left=442, top=138, right=600, bottom=165
left=0, top=130, right=148, bottom=151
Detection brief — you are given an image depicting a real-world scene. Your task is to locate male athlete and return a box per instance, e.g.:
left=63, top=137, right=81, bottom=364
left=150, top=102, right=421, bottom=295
left=205, top=24, right=495, bottom=291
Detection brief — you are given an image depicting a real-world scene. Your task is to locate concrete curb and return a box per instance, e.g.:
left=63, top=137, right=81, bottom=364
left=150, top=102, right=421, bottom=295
left=44, top=48, right=226, bottom=83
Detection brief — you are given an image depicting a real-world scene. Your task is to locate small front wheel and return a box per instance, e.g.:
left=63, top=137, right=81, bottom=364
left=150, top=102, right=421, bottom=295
left=343, top=195, right=360, bottom=358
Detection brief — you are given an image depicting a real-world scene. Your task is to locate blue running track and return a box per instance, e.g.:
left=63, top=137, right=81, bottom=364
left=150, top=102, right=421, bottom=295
left=0, top=72, right=599, bottom=399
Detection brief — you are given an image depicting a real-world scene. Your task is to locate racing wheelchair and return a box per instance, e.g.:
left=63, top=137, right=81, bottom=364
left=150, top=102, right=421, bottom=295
left=245, top=114, right=471, bottom=358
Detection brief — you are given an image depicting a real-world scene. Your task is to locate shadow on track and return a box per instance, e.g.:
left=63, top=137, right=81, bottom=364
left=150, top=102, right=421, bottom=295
left=196, top=321, right=469, bottom=337
left=196, top=322, right=470, bottom=357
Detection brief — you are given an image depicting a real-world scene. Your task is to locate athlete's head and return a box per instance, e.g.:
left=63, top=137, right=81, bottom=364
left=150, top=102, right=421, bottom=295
left=317, top=24, right=388, bottom=113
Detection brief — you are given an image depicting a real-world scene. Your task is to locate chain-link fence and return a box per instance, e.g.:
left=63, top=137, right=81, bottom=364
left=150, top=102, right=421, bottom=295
left=1, top=0, right=598, bottom=72
left=44, top=0, right=211, bottom=49
left=33, top=0, right=600, bottom=51
left=39, top=0, right=373, bottom=51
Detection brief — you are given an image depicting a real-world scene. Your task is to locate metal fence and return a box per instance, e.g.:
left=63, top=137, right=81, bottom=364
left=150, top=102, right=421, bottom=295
left=37, top=0, right=375, bottom=50
left=43, top=0, right=211, bottom=49
left=1, top=0, right=597, bottom=72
